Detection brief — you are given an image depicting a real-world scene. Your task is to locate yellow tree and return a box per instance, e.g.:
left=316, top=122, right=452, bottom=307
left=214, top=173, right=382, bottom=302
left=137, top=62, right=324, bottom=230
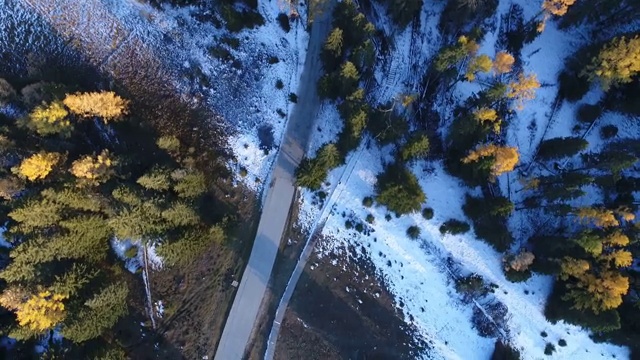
left=507, top=72, right=540, bottom=109
left=542, top=0, right=576, bottom=16
left=465, top=54, right=493, bottom=81
left=63, top=91, right=129, bottom=122
left=493, top=51, right=515, bottom=74
left=584, top=36, right=640, bottom=90
left=458, top=35, right=480, bottom=56
left=473, top=107, right=501, bottom=133
left=575, top=207, right=619, bottom=228
left=70, top=150, right=115, bottom=185
left=565, top=271, right=628, bottom=313
left=462, top=144, right=519, bottom=178
left=13, top=152, right=61, bottom=181
left=15, top=291, right=67, bottom=332
left=24, top=101, right=72, bottom=137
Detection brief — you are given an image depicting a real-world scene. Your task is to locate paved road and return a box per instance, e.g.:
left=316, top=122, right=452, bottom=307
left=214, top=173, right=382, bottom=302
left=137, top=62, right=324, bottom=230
left=214, top=5, right=335, bottom=360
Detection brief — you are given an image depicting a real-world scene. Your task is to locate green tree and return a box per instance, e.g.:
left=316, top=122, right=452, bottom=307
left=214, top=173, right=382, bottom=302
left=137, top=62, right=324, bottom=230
left=137, top=167, right=172, bottom=191
left=375, top=164, right=426, bottom=214
left=322, top=28, right=344, bottom=69
left=399, top=133, right=430, bottom=161
left=62, top=282, right=129, bottom=342
left=172, top=170, right=208, bottom=198
left=161, top=202, right=200, bottom=227
left=537, top=137, right=588, bottom=160
left=9, top=198, right=63, bottom=230
left=22, top=101, right=72, bottom=137
left=295, top=143, right=341, bottom=190
left=158, top=226, right=225, bottom=267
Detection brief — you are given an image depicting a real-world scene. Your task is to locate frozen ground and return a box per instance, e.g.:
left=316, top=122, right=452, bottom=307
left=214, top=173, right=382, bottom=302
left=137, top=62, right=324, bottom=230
left=297, top=0, right=632, bottom=359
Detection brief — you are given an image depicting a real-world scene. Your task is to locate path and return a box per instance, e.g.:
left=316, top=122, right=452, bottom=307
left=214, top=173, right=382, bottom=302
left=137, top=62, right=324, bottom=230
left=214, top=4, right=335, bottom=359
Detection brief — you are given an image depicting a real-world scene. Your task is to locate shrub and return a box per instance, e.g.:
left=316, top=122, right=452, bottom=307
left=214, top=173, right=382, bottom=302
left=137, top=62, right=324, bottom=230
left=600, top=125, right=618, bottom=139
left=455, top=274, right=486, bottom=296
left=504, top=268, right=531, bottom=283
left=362, top=196, right=374, bottom=207
left=421, top=207, right=434, bottom=220
left=558, top=339, right=567, bottom=347
left=124, top=247, right=138, bottom=259
left=289, top=93, right=298, bottom=103
left=275, top=79, right=284, bottom=89
left=577, top=103, right=602, bottom=123
left=345, top=220, right=353, bottom=229
left=544, top=343, right=555, bottom=356
left=365, top=214, right=375, bottom=224
left=277, top=13, right=291, bottom=32
left=268, top=56, right=280, bottom=64
left=439, top=219, right=470, bottom=235
left=375, top=164, right=426, bottom=214
left=221, top=36, right=240, bottom=49
left=355, top=223, right=364, bottom=233
left=220, top=5, right=264, bottom=32
left=541, top=331, right=548, bottom=337
left=407, top=225, right=421, bottom=239
left=239, top=167, right=248, bottom=177
left=491, top=340, right=522, bottom=360
left=276, top=109, right=286, bottom=118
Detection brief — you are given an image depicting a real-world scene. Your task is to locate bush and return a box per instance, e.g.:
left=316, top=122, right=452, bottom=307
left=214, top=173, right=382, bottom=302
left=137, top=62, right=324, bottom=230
left=544, top=343, right=555, bottom=356
left=277, top=13, right=291, bottom=32
left=375, top=164, right=426, bottom=215
left=601, top=125, right=618, bottom=139
left=124, top=246, right=138, bottom=259
left=577, top=103, right=602, bottom=123
left=365, top=214, right=375, bottom=224
left=276, top=109, right=286, bottom=118
left=362, top=196, right=374, bottom=207
left=268, top=56, right=280, bottom=64
left=439, top=219, right=470, bottom=235
left=422, top=207, right=434, bottom=220
left=406, top=225, right=421, bottom=239
left=491, top=340, right=522, bottom=360
left=558, top=339, right=567, bottom=347
left=455, top=274, right=486, bottom=296
left=220, top=5, right=265, bottom=32
left=275, top=79, right=284, bottom=89
left=289, top=93, right=298, bottom=103
left=504, top=268, right=531, bottom=283
left=541, top=331, right=548, bottom=337
left=221, top=36, right=240, bottom=49
left=239, top=167, right=248, bottom=177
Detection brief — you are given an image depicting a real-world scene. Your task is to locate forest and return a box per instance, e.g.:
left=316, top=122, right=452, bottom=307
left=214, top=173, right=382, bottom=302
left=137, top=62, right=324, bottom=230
left=0, top=71, right=233, bottom=358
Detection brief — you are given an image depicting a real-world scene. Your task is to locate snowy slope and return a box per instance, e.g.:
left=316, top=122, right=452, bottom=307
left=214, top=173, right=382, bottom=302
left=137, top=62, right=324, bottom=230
left=298, top=0, right=631, bottom=358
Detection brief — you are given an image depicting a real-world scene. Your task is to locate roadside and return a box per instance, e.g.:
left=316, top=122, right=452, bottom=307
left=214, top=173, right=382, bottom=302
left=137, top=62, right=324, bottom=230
left=273, top=236, right=427, bottom=359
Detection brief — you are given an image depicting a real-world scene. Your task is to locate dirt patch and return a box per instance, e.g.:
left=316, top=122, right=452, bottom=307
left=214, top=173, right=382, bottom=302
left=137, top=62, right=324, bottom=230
left=274, top=237, right=428, bottom=359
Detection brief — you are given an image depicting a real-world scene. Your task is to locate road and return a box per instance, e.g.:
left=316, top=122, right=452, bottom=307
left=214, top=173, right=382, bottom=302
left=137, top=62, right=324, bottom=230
left=214, top=4, right=335, bottom=360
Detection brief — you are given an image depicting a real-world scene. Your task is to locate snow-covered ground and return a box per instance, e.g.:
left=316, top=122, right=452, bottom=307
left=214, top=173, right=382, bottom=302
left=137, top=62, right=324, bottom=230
left=297, top=0, right=632, bottom=359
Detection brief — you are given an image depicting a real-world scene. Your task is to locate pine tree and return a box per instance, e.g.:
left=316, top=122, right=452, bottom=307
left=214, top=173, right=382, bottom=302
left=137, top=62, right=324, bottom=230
left=493, top=51, right=515, bottom=74
left=324, top=28, right=343, bottom=57
left=156, top=135, right=181, bottom=153
left=158, top=226, right=226, bottom=267
left=375, top=164, right=426, bottom=214
left=62, top=282, right=128, bottom=342
left=348, top=108, right=367, bottom=138
left=462, top=144, right=519, bottom=179
left=564, top=270, right=628, bottom=313
left=137, top=167, right=172, bottom=191
left=63, top=91, right=129, bottom=122
left=23, top=101, right=72, bottom=137
left=584, top=36, right=640, bottom=90
left=9, top=198, right=63, bottom=230
left=13, top=152, right=61, bottom=181
left=161, top=202, right=200, bottom=227
left=399, top=133, right=430, bottom=161
left=295, top=143, right=340, bottom=190
left=537, top=136, right=588, bottom=160
left=507, top=73, right=540, bottom=108
left=172, top=170, right=208, bottom=198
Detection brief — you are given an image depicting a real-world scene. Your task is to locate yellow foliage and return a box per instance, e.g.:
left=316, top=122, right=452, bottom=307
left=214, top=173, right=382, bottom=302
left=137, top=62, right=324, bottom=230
left=14, top=152, right=61, bottom=181
left=602, top=250, right=633, bottom=268
left=63, top=91, right=129, bottom=122
left=465, top=54, right=493, bottom=81
left=568, top=271, right=628, bottom=313
left=507, top=73, right=540, bottom=108
left=70, top=150, right=114, bottom=184
left=15, top=291, right=66, bottom=332
left=586, top=36, right=640, bottom=90
left=493, top=51, right=515, bottom=74
left=616, top=207, right=635, bottom=222
left=27, top=101, right=71, bottom=136
left=0, top=287, right=28, bottom=311
left=576, top=207, right=619, bottom=228
left=542, top=0, right=576, bottom=16
left=461, top=144, right=519, bottom=178
left=473, top=107, right=501, bottom=133
left=559, top=257, right=590, bottom=280
left=604, top=231, right=630, bottom=247
left=518, top=176, right=540, bottom=191
left=458, top=35, right=479, bottom=56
